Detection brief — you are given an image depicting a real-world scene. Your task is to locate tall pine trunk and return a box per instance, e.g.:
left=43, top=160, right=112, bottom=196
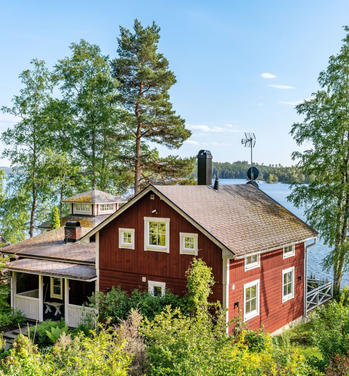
left=134, top=95, right=142, bottom=194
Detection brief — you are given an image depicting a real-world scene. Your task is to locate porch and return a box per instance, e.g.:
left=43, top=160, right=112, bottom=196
left=8, top=258, right=97, bottom=328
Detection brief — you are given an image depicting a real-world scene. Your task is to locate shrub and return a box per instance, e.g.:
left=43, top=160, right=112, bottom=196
left=89, top=286, right=186, bottom=325
left=31, top=319, right=68, bottom=347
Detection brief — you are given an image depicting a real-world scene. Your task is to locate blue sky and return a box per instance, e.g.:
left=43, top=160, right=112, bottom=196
left=1, top=0, right=349, bottom=166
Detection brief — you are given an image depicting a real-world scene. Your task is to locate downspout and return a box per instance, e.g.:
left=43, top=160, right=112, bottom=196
left=304, top=238, right=316, bottom=317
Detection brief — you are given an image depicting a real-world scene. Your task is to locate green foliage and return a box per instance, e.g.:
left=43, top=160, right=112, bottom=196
left=310, top=292, right=349, bottom=370
left=185, top=258, right=215, bottom=313
left=289, top=26, right=349, bottom=291
left=89, top=286, right=186, bottom=326
left=0, top=325, right=131, bottom=376
left=31, top=320, right=68, bottom=347
left=50, top=205, right=60, bottom=229
left=113, top=19, right=192, bottom=193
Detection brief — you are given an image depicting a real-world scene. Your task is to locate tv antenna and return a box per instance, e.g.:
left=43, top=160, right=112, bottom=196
left=241, top=132, right=256, bottom=166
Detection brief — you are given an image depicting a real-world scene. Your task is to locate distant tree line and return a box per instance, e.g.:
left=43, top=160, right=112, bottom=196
left=213, top=161, right=311, bottom=184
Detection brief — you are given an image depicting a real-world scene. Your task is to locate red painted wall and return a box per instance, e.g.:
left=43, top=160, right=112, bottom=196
left=228, top=243, right=304, bottom=333
left=99, top=191, right=223, bottom=302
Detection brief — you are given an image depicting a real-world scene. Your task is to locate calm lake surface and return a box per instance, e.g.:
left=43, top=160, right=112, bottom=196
left=220, top=178, right=349, bottom=287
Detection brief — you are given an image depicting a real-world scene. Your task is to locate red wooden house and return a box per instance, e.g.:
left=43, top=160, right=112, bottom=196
left=82, top=151, right=318, bottom=334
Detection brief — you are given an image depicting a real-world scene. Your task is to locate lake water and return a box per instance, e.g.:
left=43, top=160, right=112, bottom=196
left=220, top=178, right=349, bottom=287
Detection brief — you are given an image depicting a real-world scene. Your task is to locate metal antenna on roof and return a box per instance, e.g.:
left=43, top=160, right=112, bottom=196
left=241, top=132, right=256, bottom=166
left=241, top=132, right=259, bottom=187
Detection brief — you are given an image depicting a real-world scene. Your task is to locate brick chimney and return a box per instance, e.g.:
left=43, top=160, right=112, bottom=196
left=197, top=150, right=212, bottom=185
left=64, top=221, right=81, bottom=242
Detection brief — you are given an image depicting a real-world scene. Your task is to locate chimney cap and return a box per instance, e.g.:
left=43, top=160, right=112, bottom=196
left=197, top=150, right=212, bottom=158
left=65, top=221, right=81, bottom=228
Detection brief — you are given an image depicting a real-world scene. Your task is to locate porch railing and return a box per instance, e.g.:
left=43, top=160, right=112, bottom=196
left=15, top=291, right=39, bottom=321
left=66, top=304, right=96, bottom=328
left=306, top=278, right=333, bottom=313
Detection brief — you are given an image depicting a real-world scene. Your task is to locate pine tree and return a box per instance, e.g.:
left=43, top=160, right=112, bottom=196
left=112, top=20, right=193, bottom=194
left=51, top=205, right=60, bottom=229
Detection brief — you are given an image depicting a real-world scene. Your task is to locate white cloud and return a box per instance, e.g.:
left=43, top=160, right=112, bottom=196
left=188, top=124, right=242, bottom=133
left=269, top=84, right=295, bottom=90
left=184, top=140, right=199, bottom=145
left=261, top=72, right=276, bottom=79
left=279, top=97, right=314, bottom=106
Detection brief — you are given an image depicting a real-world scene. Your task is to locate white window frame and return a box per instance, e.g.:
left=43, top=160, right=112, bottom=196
left=282, top=266, right=295, bottom=302
left=148, top=280, right=166, bottom=297
left=50, top=277, right=63, bottom=300
left=99, top=203, right=115, bottom=214
left=244, top=279, right=260, bottom=321
left=74, top=203, right=92, bottom=215
left=144, top=217, right=170, bottom=253
left=283, top=244, right=295, bottom=259
left=118, top=228, right=135, bottom=250
left=244, top=252, right=260, bottom=271
left=179, top=232, right=198, bottom=255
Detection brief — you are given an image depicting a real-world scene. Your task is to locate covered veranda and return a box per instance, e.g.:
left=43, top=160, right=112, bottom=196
left=8, top=258, right=96, bottom=327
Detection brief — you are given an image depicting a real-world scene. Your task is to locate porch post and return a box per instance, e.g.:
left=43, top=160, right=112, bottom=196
left=38, top=275, right=43, bottom=322
left=11, top=272, right=16, bottom=309
left=64, top=279, right=69, bottom=326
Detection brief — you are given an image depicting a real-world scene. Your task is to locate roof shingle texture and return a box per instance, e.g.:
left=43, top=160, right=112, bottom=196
left=63, top=189, right=125, bottom=204
left=2, top=227, right=95, bottom=264
left=154, top=184, right=317, bottom=256
left=39, top=214, right=112, bottom=229
left=7, top=258, right=96, bottom=280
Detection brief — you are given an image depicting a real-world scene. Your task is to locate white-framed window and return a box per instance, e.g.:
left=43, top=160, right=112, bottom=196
left=244, top=279, right=260, bottom=321
left=144, top=217, right=170, bottom=253
left=99, top=203, right=115, bottom=214
left=148, top=280, right=166, bottom=297
left=119, top=228, right=135, bottom=250
left=282, top=267, right=295, bottom=302
left=74, top=203, right=91, bottom=215
left=244, top=253, right=260, bottom=271
left=179, top=232, right=198, bottom=255
left=283, top=244, right=295, bottom=259
left=50, top=277, right=63, bottom=300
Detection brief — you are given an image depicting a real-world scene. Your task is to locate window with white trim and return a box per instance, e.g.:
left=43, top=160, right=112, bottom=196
left=119, top=228, right=135, bottom=249
left=180, top=233, right=198, bottom=255
left=74, top=203, right=91, bottom=215
left=244, top=253, right=260, bottom=271
left=148, top=280, right=166, bottom=297
left=283, top=244, right=295, bottom=259
left=144, top=217, right=170, bottom=253
left=50, top=277, right=63, bottom=300
left=99, top=203, right=115, bottom=213
left=244, top=279, right=260, bottom=321
left=282, top=267, right=294, bottom=302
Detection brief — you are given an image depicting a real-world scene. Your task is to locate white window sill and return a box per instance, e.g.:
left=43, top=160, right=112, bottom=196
left=282, top=294, right=294, bottom=303
left=244, top=310, right=259, bottom=322
left=144, top=246, right=169, bottom=253
left=244, top=263, right=260, bottom=272
left=180, top=249, right=198, bottom=256
left=283, top=252, right=295, bottom=259
left=119, top=244, right=135, bottom=250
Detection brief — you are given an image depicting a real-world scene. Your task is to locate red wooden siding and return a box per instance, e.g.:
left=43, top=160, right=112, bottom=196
left=228, top=242, right=304, bottom=333
left=99, top=191, right=223, bottom=302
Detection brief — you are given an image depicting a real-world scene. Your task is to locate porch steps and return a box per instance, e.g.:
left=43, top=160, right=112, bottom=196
left=3, top=323, right=35, bottom=350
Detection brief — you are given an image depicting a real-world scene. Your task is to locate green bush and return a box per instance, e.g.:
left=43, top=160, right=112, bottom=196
left=89, top=286, right=187, bottom=325
left=31, top=319, right=68, bottom=347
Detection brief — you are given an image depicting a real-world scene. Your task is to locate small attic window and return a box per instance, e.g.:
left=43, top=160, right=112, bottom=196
left=74, top=203, right=91, bottom=215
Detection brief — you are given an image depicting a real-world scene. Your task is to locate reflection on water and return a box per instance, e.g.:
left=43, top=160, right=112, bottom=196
left=219, top=179, right=348, bottom=287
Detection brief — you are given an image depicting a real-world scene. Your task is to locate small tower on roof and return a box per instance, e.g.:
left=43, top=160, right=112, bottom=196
left=38, top=188, right=126, bottom=232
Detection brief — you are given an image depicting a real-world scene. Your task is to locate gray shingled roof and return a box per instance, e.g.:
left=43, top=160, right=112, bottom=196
left=63, top=189, right=125, bottom=204
left=7, top=258, right=96, bottom=281
left=154, top=184, right=317, bottom=256
left=2, top=227, right=95, bottom=264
